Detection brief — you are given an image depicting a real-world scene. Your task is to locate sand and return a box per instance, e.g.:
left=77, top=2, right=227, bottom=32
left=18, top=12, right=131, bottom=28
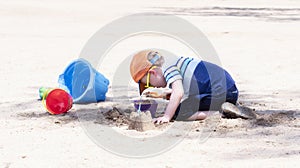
left=128, top=111, right=156, bottom=132
left=0, top=0, right=300, bottom=167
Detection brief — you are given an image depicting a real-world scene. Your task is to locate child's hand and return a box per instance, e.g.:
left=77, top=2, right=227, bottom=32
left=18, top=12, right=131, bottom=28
left=143, top=91, right=163, bottom=98
left=142, top=88, right=172, bottom=99
left=153, top=115, right=170, bottom=124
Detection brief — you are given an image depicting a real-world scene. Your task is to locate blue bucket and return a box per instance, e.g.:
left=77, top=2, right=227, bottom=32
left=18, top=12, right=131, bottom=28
left=58, top=59, right=109, bottom=104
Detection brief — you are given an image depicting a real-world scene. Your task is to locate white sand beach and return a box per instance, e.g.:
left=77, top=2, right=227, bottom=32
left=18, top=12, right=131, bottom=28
left=0, top=0, right=300, bottom=167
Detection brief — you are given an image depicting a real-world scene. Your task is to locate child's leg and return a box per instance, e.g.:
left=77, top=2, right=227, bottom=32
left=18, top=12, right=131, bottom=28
left=186, top=110, right=219, bottom=120
left=173, top=95, right=219, bottom=121
left=225, top=84, right=239, bottom=104
left=187, top=111, right=207, bottom=120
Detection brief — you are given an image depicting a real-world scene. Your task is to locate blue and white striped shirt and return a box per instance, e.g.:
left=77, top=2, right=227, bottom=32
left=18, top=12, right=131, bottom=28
left=162, top=56, right=236, bottom=101
left=163, top=57, right=200, bottom=100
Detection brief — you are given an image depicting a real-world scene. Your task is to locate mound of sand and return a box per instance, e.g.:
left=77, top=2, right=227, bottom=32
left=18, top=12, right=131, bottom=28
left=128, top=111, right=156, bottom=132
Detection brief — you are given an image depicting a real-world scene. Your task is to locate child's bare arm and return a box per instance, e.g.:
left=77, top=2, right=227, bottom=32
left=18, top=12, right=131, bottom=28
left=153, top=80, right=183, bottom=124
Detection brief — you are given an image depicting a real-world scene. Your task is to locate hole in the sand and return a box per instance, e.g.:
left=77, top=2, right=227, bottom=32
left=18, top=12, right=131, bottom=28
left=253, top=111, right=297, bottom=127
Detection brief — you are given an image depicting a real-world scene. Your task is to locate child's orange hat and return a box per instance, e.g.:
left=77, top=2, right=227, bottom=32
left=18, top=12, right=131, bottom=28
left=130, top=50, right=160, bottom=94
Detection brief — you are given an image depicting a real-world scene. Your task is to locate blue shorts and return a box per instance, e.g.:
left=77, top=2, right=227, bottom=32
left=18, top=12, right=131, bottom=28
left=173, top=83, right=239, bottom=121
left=169, top=61, right=239, bottom=121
